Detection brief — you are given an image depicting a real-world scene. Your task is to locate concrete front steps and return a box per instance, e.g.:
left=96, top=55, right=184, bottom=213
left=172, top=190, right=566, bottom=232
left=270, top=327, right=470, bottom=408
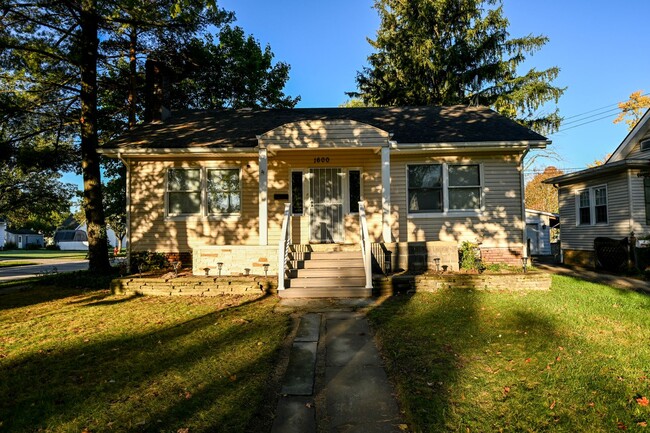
left=279, top=246, right=372, bottom=298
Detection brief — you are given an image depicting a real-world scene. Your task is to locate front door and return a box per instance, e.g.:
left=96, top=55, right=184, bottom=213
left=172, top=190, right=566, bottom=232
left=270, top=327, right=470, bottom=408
left=309, top=168, right=343, bottom=243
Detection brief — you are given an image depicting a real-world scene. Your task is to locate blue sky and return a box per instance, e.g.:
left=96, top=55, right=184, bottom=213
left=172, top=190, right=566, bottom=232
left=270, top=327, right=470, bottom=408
left=63, top=1, right=650, bottom=187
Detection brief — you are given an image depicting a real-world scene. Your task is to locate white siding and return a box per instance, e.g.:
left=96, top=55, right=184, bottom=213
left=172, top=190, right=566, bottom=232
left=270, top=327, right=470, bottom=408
left=626, top=131, right=650, bottom=159
left=630, top=169, right=650, bottom=235
left=558, top=171, right=632, bottom=251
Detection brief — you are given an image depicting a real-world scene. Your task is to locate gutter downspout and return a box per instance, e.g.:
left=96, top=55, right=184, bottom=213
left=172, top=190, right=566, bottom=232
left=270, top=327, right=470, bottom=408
left=118, top=152, right=131, bottom=273
left=520, top=145, right=531, bottom=259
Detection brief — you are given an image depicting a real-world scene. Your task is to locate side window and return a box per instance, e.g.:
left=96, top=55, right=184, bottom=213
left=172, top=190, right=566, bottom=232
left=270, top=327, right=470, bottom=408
left=448, top=164, right=481, bottom=210
left=291, top=171, right=304, bottom=215
left=578, top=190, right=591, bottom=225
left=167, top=168, right=201, bottom=215
left=207, top=169, right=241, bottom=214
left=348, top=170, right=361, bottom=213
left=594, top=186, right=608, bottom=224
left=408, top=164, right=443, bottom=212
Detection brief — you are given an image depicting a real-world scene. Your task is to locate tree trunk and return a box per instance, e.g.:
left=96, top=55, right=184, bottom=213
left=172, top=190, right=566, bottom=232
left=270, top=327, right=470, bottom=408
left=128, top=26, right=137, bottom=129
left=80, top=0, right=111, bottom=273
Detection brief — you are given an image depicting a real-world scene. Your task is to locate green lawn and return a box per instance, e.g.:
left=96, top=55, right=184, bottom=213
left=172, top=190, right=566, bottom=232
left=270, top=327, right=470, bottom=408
left=0, top=261, right=37, bottom=268
left=0, top=275, right=291, bottom=433
left=368, top=275, right=650, bottom=432
left=0, top=250, right=87, bottom=260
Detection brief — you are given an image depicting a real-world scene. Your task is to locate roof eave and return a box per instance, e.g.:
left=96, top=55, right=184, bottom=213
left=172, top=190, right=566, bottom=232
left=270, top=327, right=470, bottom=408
left=543, top=159, right=650, bottom=185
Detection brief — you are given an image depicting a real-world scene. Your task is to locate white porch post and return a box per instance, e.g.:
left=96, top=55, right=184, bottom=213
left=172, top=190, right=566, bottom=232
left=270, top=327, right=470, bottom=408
left=381, top=145, right=392, bottom=242
left=258, top=147, right=268, bottom=245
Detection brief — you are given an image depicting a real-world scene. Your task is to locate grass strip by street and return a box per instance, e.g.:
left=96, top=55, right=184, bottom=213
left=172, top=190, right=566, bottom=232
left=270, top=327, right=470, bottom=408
left=0, top=261, right=37, bottom=268
left=368, top=274, right=650, bottom=432
left=0, top=250, right=87, bottom=260
left=0, top=272, right=291, bottom=433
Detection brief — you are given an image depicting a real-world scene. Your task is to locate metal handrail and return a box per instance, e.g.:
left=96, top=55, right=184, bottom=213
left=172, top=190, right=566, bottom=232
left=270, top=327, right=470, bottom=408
left=358, top=201, right=373, bottom=289
left=277, top=203, right=291, bottom=290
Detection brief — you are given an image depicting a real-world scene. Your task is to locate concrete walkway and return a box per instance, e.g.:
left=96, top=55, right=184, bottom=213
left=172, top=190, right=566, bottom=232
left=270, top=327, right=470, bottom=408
left=271, top=303, right=405, bottom=433
left=537, top=263, right=650, bottom=293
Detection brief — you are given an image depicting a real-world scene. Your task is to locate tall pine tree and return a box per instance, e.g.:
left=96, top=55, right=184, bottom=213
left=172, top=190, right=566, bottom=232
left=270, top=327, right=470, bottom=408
left=352, top=0, right=564, bottom=135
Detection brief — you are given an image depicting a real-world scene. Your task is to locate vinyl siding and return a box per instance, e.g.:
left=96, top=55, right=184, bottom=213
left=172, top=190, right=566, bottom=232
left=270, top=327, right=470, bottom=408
left=128, top=157, right=260, bottom=252
left=390, top=153, right=524, bottom=249
left=630, top=169, right=650, bottom=234
left=558, top=171, right=632, bottom=251
left=259, top=120, right=389, bottom=149
left=266, top=148, right=383, bottom=245
left=625, top=131, right=650, bottom=159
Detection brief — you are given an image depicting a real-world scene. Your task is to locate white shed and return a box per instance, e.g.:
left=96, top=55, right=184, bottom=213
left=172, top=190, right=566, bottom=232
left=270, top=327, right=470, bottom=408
left=525, top=209, right=559, bottom=256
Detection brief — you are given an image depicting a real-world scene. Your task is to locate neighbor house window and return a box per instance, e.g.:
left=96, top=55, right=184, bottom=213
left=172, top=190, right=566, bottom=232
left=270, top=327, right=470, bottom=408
left=577, top=186, right=607, bottom=226
left=207, top=169, right=241, bottom=214
left=578, top=191, right=591, bottom=225
left=291, top=170, right=304, bottom=215
left=448, top=164, right=481, bottom=210
left=167, top=168, right=201, bottom=215
left=348, top=170, right=361, bottom=213
left=408, top=164, right=443, bottom=212
left=407, top=163, right=482, bottom=214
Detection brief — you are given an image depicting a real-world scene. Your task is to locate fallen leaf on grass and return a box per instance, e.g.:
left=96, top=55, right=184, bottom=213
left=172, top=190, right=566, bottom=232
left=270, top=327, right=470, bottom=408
left=549, top=400, right=556, bottom=410
left=637, top=396, right=650, bottom=406
left=525, top=358, right=532, bottom=363
left=398, top=424, right=408, bottom=431
left=184, top=391, right=192, bottom=400
left=637, top=421, right=647, bottom=427
left=617, top=421, right=627, bottom=430
left=503, top=386, right=511, bottom=396
left=177, top=428, right=189, bottom=433
left=229, top=374, right=237, bottom=382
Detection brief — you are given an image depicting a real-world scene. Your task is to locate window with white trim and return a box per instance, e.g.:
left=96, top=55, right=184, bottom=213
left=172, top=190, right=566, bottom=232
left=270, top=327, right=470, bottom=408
left=166, top=167, right=241, bottom=217
left=207, top=169, right=241, bottom=214
left=576, top=185, right=607, bottom=226
left=167, top=168, right=201, bottom=215
left=407, top=163, right=482, bottom=214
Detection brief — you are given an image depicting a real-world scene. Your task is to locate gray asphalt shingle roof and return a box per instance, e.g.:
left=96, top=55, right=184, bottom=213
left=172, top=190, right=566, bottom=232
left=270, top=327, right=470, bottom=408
left=104, top=106, right=548, bottom=150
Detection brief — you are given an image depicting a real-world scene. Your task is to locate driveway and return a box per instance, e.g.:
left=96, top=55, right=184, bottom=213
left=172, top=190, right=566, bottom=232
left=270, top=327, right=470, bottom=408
left=0, top=258, right=89, bottom=282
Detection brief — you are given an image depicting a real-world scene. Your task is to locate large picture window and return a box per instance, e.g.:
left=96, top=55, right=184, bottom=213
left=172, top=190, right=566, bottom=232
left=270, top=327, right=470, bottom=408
left=577, top=186, right=607, bottom=226
left=166, top=167, right=241, bottom=217
left=167, top=168, right=201, bottom=215
left=407, top=163, right=482, bottom=214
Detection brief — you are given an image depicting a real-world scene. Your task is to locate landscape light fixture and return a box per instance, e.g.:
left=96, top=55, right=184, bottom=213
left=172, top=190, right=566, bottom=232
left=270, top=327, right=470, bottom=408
left=433, top=257, right=441, bottom=272
left=217, top=262, right=223, bottom=276
left=521, top=256, right=528, bottom=273
left=263, top=263, right=270, bottom=277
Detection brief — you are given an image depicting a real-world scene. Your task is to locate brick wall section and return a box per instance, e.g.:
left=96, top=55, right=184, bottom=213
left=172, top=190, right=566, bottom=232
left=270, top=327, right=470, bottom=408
left=193, top=246, right=278, bottom=276
left=382, top=241, right=458, bottom=273
left=480, top=247, right=522, bottom=266
left=374, top=271, right=551, bottom=294
left=111, top=276, right=277, bottom=297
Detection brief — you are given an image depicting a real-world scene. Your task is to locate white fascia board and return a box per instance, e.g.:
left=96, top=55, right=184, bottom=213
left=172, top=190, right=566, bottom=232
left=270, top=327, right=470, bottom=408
left=390, top=140, right=550, bottom=152
left=97, top=147, right=258, bottom=157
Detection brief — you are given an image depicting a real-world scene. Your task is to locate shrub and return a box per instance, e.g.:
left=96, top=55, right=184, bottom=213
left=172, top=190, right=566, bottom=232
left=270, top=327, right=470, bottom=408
left=25, top=243, right=42, bottom=250
left=459, top=241, right=483, bottom=271
left=3, top=241, right=18, bottom=250
left=130, top=251, right=169, bottom=272
left=45, top=244, right=61, bottom=250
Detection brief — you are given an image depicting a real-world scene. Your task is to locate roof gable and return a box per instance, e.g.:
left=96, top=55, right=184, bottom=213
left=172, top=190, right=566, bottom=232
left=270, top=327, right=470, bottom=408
left=607, top=108, right=650, bottom=163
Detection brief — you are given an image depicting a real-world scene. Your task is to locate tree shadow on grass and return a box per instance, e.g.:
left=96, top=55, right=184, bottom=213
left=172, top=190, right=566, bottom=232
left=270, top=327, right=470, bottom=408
left=0, top=293, right=290, bottom=433
left=367, top=289, right=562, bottom=432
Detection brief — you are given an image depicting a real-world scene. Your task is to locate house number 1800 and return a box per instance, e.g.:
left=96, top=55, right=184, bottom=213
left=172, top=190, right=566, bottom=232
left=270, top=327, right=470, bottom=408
left=314, top=157, right=330, bottom=163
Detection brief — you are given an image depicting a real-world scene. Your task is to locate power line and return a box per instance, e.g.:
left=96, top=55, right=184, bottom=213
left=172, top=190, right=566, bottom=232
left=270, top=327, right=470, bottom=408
left=552, top=111, right=620, bottom=134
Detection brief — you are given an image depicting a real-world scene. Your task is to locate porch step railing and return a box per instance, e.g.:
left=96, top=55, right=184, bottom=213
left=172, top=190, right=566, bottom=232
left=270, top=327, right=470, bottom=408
left=277, top=203, right=291, bottom=290
left=358, top=201, right=373, bottom=289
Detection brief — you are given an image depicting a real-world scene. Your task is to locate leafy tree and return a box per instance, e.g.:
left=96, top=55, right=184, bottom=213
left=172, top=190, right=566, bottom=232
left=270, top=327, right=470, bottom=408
left=524, top=166, right=564, bottom=213
left=351, top=0, right=565, bottom=135
left=0, top=163, right=75, bottom=235
left=613, top=90, right=650, bottom=131
left=586, top=153, right=612, bottom=168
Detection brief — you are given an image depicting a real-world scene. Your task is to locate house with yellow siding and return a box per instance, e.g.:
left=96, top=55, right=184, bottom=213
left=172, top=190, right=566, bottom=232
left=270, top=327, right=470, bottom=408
left=100, top=106, right=549, bottom=297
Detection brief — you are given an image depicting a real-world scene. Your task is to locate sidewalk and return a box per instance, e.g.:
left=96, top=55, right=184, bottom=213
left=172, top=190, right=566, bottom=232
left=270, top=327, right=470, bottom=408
left=271, top=301, right=405, bottom=433
left=536, top=263, right=650, bottom=293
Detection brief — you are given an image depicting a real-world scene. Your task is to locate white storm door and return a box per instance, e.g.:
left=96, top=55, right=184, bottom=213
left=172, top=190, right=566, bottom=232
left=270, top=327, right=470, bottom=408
left=309, top=168, right=344, bottom=243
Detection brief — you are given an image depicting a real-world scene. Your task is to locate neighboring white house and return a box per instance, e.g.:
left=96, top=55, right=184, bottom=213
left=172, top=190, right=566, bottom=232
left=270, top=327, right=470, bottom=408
left=0, top=219, right=6, bottom=249
left=525, top=209, right=559, bottom=256
left=6, top=229, right=45, bottom=249
left=54, top=222, right=127, bottom=251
